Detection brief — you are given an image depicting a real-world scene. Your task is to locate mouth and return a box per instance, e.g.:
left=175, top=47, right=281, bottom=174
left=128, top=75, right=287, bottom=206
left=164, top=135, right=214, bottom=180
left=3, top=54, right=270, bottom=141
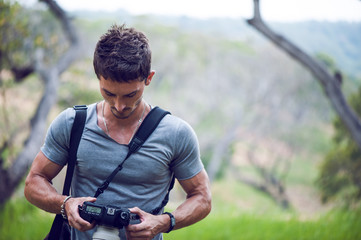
left=110, top=107, right=132, bottom=119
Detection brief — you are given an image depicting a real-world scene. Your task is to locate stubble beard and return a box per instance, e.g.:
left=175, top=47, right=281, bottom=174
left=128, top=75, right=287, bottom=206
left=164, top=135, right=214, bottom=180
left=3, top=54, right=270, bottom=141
left=109, top=97, right=143, bottom=120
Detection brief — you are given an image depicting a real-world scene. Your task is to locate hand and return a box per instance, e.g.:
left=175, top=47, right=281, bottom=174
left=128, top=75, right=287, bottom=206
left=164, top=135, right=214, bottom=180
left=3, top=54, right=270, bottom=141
left=125, top=207, right=169, bottom=240
left=65, top=196, right=97, bottom=232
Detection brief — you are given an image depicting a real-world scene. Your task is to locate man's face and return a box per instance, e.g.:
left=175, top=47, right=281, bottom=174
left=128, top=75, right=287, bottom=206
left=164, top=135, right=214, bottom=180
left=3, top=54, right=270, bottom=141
left=99, top=75, right=151, bottom=119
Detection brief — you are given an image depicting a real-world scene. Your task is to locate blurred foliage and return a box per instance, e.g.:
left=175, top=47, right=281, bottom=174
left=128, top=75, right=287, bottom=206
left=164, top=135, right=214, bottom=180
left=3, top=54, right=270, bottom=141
left=57, top=64, right=102, bottom=108
left=0, top=0, right=64, bottom=71
left=316, top=52, right=337, bottom=71
left=58, top=83, right=101, bottom=108
left=317, top=85, right=361, bottom=205
left=0, top=197, right=53, bottom=239
left=0, top=0, right=31, bottom=69
left=0, top=1, right=68, bottom=165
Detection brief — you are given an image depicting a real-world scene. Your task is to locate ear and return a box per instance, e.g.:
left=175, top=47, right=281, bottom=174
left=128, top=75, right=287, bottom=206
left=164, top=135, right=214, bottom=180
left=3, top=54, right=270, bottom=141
left=145, top=71, right=155, bottom=86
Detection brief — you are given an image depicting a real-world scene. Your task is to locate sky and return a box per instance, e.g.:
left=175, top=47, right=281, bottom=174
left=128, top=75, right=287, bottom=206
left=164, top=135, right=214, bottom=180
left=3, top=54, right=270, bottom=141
left=25, top=0, right=361, bottom=22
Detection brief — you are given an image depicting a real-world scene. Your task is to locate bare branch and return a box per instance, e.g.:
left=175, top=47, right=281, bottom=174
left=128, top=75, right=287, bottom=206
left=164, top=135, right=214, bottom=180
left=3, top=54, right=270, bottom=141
left=231, top=162, right=290, bottom=209
left=207, top=123, right=239, bottom=182
left=247, top=0, right=361, bottom=151
left=252, top=0, right=261, bottom=19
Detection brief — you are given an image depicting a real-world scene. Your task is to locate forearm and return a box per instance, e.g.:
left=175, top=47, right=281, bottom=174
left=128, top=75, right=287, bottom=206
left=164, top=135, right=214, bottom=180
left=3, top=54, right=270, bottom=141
left=170, top=169, right=212, bottom=231
left=172, top=189, right=211, bottom=230
left=123, top=170, right=212, bottom=239
left=126, top=191, right=211, bottom=239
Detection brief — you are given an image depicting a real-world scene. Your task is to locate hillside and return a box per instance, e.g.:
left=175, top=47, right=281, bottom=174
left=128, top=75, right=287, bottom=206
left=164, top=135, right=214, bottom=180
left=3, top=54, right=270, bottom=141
left=72, top=10, right=361, bottom=79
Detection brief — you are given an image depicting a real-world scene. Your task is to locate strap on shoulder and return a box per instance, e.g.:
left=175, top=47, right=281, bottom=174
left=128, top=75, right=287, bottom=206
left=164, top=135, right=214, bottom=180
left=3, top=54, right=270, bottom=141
left=47, top=105, right=87, bottom=240
left=63, top=105, right=87, bottom=195
left=128, top=106, right=170, bottom=154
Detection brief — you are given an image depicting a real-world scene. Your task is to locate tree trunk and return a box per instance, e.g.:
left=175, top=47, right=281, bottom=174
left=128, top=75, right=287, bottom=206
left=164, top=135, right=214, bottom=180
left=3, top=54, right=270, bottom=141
left=207, top=123, right=238, bottom=182
left=0, top=0, right=80, bottom=205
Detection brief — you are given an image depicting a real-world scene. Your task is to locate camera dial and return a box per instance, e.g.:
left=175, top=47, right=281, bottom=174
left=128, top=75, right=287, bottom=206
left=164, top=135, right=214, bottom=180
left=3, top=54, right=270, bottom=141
left=120, top=211, right=130, bottom=220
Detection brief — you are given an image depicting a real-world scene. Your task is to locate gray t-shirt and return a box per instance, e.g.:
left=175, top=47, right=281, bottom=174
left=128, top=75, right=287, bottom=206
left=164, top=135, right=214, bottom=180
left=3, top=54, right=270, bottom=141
left=41, top=103, right=203, bottom=240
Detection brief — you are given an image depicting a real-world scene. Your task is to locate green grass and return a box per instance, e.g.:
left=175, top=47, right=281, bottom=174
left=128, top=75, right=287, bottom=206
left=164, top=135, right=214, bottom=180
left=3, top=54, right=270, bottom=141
left=2, top=197, right=361, bottom=240
left=0, top=197, right=53, bottom=240
left=165, top=210, right=361, bottom=240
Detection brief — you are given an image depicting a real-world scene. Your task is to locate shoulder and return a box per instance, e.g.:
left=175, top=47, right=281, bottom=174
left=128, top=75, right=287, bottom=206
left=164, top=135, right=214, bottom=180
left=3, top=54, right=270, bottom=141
left=156, top=113, right=203, bottom=179
left=49, top=103, right=96, bottom=134
left=172, top=115, right=197, bottom=137
left=57, top=103, right=96, bottom=123
left=158, top=114, right=196, bottom=137
left=50, top=107, right=75, bottom=133
left=157, top=113, right=199, bottom=152
left=41, top=103, right=97, bottom=165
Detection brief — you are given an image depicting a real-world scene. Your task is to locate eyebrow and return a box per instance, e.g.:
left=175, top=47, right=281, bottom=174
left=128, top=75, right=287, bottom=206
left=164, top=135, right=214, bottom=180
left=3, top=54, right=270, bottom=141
left=102, top=88, right=115, bottom=96
left=125, top=90, right=137, bottom=97
left=102, top=88, right=138, bottom=97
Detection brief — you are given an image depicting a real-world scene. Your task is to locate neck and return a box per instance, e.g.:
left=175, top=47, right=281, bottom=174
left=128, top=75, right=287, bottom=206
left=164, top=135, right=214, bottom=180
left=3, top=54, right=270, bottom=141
left=100, top=100, right=149, bottom=144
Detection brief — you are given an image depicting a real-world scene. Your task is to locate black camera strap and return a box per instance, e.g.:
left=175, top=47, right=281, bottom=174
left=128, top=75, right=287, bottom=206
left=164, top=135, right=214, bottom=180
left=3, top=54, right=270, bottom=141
left=47, top=105, right=88, bottom=240
left=94, top=106, right=175, bottom=215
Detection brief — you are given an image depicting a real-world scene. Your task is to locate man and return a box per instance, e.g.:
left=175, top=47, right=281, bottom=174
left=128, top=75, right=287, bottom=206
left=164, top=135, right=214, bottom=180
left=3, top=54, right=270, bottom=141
left=24, top=24, right=211, bottom=240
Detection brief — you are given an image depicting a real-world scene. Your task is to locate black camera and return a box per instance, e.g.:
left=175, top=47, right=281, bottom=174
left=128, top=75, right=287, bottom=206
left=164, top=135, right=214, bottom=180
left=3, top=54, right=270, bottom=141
left=78, top=202, right=140, bottom=229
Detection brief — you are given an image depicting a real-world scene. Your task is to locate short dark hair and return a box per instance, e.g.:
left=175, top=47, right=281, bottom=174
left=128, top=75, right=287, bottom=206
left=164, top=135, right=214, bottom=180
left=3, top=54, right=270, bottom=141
left=93, top=24, right=151, bottom=82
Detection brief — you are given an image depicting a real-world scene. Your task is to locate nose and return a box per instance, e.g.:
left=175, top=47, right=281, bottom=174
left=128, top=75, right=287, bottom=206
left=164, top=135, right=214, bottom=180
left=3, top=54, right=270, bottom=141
left=114, top=98, right=127, bottom=112
left=113, top=96, right=127, bottom=112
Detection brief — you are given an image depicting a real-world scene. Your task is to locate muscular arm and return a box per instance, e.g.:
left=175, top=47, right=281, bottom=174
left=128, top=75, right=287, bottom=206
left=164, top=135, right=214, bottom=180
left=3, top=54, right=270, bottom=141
left=126, top=169, right=212, bottom=239
left=24, top=151, right=96, bottom=231
left=24, top=151, right=66, bottom=214
left=172, top=169, right=212, bottom=229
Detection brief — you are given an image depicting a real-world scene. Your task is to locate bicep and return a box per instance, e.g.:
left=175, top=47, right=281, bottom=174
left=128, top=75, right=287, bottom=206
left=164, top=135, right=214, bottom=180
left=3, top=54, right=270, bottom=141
left=24, top=151, right=66, bottom=213
left=27, top=151, right=64, bottom=183
left=178, top=169, right=211, bottom=199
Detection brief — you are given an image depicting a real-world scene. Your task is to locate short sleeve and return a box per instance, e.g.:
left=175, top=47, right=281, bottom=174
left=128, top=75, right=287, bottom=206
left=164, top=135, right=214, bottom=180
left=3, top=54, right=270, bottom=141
left=41, top=108, right=75, bottom=166
left=170, top=119, right=204, bottom=180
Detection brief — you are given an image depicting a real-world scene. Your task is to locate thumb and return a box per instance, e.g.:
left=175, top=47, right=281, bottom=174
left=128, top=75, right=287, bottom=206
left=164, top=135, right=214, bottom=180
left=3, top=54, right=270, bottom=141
left=86, top=197, right=97, bottom=203
left=77, top=197, right=97, bottom=207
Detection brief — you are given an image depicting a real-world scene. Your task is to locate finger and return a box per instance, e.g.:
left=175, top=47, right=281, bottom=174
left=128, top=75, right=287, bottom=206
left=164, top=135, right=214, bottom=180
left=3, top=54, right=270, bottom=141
left=129, top=207, right=148, bottom=220
left=66, top=197, right=97, bottom=231
left=80, top=197, right=97, bottom=204
left=129, top=206, right=142, bottom=214
left=68, top=211, right=94, bottom=231
left=71, top=217, right=95, bottom=232
left=86, top=197, right=97, bottom=202
left=126, top=226, right=151, bottom=239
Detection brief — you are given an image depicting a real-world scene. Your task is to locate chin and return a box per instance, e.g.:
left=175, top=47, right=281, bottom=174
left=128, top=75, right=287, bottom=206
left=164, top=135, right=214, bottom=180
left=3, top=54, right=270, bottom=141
left=111, top=108, right=134, bottom=119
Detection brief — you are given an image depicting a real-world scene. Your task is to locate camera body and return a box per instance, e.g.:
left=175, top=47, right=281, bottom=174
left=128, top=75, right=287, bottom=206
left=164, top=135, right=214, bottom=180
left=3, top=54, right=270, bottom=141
left=78, top=201, right=139, bottom=229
